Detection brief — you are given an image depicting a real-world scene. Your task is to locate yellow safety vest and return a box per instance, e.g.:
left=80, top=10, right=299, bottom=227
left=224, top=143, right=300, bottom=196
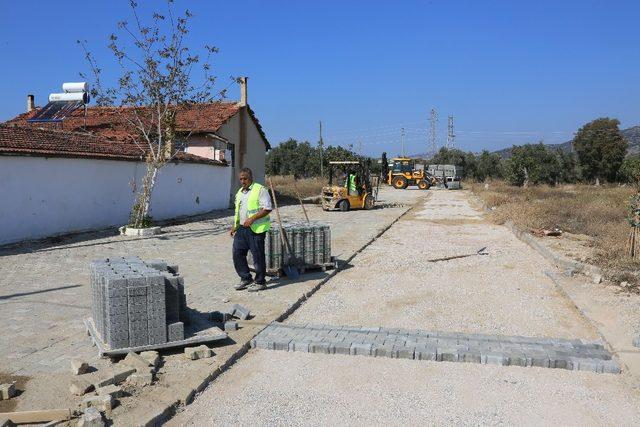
left=234, top=182, right=271, bottom=234
left=348, top=174, right=357, bottom=193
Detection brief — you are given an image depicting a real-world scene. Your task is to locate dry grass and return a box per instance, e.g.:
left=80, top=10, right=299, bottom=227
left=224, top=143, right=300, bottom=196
left=468, top=180, right=640, bottom=278
left=266, top=175, right=327, bottom=203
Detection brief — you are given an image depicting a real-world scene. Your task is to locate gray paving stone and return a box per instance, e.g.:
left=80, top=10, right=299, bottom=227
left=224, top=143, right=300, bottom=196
left=350, top=342, right=373, bottom=356
left=252, top=323, right=618, bottom=374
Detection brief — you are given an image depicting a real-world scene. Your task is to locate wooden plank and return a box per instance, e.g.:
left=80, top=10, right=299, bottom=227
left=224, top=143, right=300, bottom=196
left=4, top=409, right=71, bottom=424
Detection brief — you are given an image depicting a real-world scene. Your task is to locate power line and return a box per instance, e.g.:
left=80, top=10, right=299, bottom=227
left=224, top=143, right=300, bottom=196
left=429, top=108, right=438, bottom=156
left=447, top=115, right=455, bottom=149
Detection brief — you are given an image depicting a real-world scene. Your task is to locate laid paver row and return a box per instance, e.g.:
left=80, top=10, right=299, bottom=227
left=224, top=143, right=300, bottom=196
left=251, top=323, right=621, bottom=374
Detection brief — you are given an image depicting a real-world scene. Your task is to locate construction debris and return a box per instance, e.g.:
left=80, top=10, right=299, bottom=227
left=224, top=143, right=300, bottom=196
left=426, top=247, right=489, bottom=263
left=82, top=394, right=113, bottom=413
left=231, top=304, right=251, bottom=320
left=531, top=228, right=563, bottom=237
left=0, top=409, right=72, bottom=425
left=77, top=407, right=104, bottom=427
left=71, top=359, right=90, bottom=375
left=121, top=351, right=153, bottom=371
left=94, top=366, right=136, bottom=388
left=69, top=378, right=94, bottom=396
left=0, top=383, right=16, bottom=400
left=96, top=384, right=123, bottom=399
left=140, top=351, right=160, bottom=368
left=184, top=345, right=213, bottom=360
left=127, top=372, right=154, bottom=387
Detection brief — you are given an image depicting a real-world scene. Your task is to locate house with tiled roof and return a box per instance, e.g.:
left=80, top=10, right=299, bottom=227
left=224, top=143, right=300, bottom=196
left=0, top=124, right=231, bottom=245
left=6, top=77, right=270, bottom=197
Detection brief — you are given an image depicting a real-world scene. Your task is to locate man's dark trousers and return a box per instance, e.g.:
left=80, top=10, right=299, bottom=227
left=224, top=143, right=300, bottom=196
left=233, top=226, right=267, bottom=284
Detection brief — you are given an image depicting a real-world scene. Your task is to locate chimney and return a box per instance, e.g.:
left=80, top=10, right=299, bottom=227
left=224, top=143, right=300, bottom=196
left=238, top=77, right=248, bottom=107
left=27, top=94, right=35, bottom=112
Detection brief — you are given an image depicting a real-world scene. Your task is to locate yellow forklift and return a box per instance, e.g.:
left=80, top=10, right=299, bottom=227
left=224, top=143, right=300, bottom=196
left=322, top=160, right=376, bottom=211
left=387, top=157, right=436, bottom=190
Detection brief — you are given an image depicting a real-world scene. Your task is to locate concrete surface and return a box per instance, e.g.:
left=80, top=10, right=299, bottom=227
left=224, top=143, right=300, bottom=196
left=171, top=190, right=640, bottom=426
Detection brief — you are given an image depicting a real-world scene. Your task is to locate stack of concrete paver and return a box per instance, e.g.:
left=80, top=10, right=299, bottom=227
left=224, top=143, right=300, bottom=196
left=252, top=323, right=621, bottom=374
left=90, top=257, right=187, bottom=350
left=427, top=164, right=463, bottom=178
left=265, top=222, right=332, bottom=271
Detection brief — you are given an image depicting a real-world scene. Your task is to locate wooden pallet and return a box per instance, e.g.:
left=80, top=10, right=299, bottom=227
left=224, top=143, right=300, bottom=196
left=265, top=256, right=339, bottom=277
left=84, top=314, right=227, bottom=357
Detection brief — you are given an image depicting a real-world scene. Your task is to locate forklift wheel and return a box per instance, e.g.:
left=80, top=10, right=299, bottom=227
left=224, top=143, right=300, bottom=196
left=338, top=200, right=350, bottom=212
left=364, top=195, right=374, bottom=210
left=418, top=180, right=430, bottom=190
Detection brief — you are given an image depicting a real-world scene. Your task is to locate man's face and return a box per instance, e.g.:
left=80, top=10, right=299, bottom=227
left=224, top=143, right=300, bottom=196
left=239, top=172, right=252, bottom=190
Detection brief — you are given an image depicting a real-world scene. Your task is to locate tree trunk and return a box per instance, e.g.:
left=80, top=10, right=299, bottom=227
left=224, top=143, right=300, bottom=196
left=522, top=167, right=529, bottom=188
left=132, top=162, right=159, bottom=228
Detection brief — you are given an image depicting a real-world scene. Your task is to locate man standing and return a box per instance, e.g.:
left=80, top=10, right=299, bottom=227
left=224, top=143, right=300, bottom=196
left=230, top=168, right=272, bottom=292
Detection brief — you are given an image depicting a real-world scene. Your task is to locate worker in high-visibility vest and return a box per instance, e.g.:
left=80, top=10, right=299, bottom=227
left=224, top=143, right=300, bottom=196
left=230, top=167, right=272, bottom=292
left=347, top=173, right=358, bottom=196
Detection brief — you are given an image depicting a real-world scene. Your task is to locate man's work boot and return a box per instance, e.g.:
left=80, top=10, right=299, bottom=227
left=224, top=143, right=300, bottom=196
left=234, top=278, right=253, bottom=291
left=247, top=282, right=267, bottom=292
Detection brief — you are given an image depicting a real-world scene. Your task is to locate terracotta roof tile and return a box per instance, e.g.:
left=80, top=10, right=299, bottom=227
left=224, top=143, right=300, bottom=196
left=0, top=124, right=226, bottom=166
left=6, top=102, right=270, bottom=149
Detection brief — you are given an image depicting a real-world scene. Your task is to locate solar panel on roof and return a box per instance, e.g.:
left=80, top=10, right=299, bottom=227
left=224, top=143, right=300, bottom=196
left=27, top=101, right=84, bottom=123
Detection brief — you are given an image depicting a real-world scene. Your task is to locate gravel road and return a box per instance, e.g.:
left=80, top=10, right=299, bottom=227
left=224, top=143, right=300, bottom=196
left=168, top=189, right=640, bottom=426
left=170, top=351, right=640, bottom=426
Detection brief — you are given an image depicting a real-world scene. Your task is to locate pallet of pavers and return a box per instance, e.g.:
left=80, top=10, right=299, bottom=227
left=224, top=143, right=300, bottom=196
left=264, top=222, right=337, bottom=276
left=84, top=256, right=226, bottom=357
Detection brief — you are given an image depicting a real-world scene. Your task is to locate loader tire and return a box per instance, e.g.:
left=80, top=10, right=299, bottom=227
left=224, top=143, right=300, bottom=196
left=392, top=176, right=408, bottom=189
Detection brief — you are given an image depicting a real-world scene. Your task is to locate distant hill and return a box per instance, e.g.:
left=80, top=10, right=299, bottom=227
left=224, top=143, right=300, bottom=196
left=493, top=125, right=640, bottom=159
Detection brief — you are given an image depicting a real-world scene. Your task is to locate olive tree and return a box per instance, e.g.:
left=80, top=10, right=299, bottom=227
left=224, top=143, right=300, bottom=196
left=80, top=0, right=228, bottom=228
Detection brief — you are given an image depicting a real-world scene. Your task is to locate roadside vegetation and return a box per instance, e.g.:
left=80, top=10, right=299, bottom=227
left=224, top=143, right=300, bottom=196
left=267, top=175, right=327, bottom=203
left=469, top=181, right=640, bottom=285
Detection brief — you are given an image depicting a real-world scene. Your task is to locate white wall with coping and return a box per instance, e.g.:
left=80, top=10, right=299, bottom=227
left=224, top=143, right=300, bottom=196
left=0, top=155, right=231, bottom=245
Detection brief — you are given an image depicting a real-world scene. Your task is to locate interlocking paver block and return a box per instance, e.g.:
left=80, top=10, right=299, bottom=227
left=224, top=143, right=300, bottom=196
left=224, top=321, right=239, bottom=331
left=482, top=352, right=509, bottom=366
left=184, top=345, right=213, bottom=360
left=350, top=343, right=372, bottom=356
left=415, top=346, right=437, bottom=361
left=251, top=322, right=618, bottom=374
left=329, top=341, right=351, bottom=355
left=71, top=359, right=90, bottom=375
left=0, top=383, right=16, bottom=400
left=310, top=342, right=331, bottom=354
left=231, top=304, right=251, bottom=320
left=78, top=407, right=104, bottom=427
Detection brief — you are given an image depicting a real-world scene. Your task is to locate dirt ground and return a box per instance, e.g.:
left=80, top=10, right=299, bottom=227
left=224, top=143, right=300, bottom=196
left=170, top=189, right=640, bottom=426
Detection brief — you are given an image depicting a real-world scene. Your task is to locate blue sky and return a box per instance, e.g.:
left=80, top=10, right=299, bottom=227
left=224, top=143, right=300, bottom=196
left=1, top=0, right=639, bottom=156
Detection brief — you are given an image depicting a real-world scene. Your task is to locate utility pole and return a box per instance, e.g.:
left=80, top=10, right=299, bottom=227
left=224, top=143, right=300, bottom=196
left=400, top=127, right=405, bottom=157
left=319, top=120, right=324, bottom=178
left=446, top=116, right=455, bottom=149
left=357, top=139, right=363, bottom=157
left=429, top=108, right=438, bottom=156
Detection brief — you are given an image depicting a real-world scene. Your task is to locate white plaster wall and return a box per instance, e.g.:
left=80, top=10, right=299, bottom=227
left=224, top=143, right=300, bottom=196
left=216, top=108, right=268, bottom=191
left=0, top=156, right=231, bottom=245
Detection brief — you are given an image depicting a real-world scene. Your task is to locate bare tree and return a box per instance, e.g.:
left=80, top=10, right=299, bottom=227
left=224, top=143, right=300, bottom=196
left=79, top=0, right=230, bottom=228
